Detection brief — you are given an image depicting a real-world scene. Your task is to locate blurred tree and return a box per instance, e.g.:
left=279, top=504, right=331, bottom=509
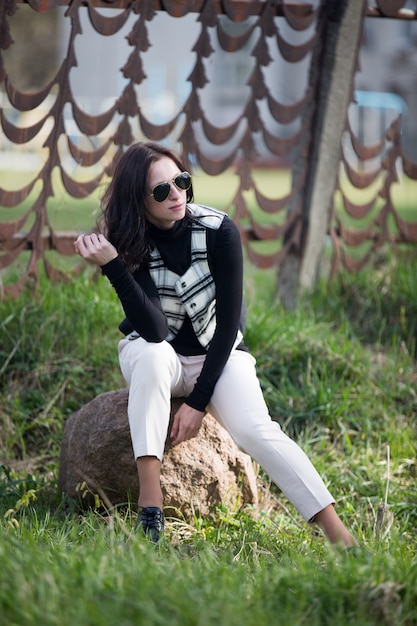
left=277, top=0, right=367, bottom=308
left=3, top=4, right=60, bottom=90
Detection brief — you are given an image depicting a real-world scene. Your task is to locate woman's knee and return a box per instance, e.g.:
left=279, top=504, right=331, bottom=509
left=135, top=340, right=174, bottom=371
left=121, top=338, right=175, bottom=382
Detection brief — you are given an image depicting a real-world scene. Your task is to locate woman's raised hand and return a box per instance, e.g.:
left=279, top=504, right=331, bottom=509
left=74, top=233, right=118, bottom=267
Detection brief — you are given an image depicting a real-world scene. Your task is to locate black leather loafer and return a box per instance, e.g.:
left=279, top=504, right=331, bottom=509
left=136, top=506, right=164, bottom=543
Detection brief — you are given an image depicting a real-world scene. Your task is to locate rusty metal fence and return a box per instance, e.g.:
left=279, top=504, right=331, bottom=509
left=0, top=0, right=416, bottom=298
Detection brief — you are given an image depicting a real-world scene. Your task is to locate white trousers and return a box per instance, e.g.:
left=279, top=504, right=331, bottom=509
left=118, top=337, right=335, bottom=521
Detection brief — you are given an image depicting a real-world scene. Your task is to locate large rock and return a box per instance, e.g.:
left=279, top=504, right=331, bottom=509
left=58, top=389, right=259, bottom=520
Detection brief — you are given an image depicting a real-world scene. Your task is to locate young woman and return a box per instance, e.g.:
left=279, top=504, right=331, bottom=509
left=75, top=141, right=358, bottom=547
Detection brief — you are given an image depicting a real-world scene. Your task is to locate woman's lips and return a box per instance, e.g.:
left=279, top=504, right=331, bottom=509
left=169, top=203, right=185, bottom=212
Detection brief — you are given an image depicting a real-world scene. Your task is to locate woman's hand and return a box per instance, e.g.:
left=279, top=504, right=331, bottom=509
left=170, top=403, right=205, bottom=447
left=74, top=233, right=118, bottom=267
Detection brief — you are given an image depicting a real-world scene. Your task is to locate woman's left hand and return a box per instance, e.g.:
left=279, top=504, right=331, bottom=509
left=170, top=403, right=205, bottom=447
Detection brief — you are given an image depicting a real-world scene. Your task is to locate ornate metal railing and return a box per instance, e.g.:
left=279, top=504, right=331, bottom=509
left=0, top=0, right=416, bottom=298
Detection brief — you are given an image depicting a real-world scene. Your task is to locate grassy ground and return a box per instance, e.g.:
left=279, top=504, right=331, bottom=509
left=0, top=244, right=416, bottom=624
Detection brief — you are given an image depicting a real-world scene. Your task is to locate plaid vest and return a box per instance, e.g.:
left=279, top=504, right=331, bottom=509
left=148, top=204, right=225, bottom=349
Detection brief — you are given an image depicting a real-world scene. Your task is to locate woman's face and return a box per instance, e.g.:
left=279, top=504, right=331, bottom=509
left=144, top=156, right=188, bottom=229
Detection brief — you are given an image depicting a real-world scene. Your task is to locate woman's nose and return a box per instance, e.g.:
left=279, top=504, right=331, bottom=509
left=169, top=182, right=181, bottom=198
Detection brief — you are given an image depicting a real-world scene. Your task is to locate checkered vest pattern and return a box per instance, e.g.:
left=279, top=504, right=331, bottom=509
left=148, top=204, right=225, bottom=349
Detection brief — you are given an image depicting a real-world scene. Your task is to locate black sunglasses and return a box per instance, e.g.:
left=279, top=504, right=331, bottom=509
left=149, top=171, right=192, bottom=203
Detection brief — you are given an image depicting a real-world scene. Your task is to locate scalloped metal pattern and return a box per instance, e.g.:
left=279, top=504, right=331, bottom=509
left=0, top=0, right=416, bottom=297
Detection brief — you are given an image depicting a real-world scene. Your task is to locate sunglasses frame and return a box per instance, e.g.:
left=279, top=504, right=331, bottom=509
left=149, top=171, right=192, bottom=203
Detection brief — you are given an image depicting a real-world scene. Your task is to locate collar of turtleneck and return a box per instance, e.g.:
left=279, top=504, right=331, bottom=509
left=148, top=215, right=190, bottom=242
left=148, top=217, right=191, bottom=275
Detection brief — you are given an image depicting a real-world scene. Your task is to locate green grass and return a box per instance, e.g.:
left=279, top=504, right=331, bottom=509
left=1, top=248, right=417, bottom=625
left=0, top=515, right=415, bottom=626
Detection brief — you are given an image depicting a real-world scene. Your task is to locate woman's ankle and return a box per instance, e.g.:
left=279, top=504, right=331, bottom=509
left=138, top=499, right=163, bottom=510
left=315, top=505, right=359, bottom=547
left=136, top=455, right=163, bottom=510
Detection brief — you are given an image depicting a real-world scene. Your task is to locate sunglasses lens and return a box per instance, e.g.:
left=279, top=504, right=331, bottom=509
left=151, top=172, right=192, bottom=202
left=153, top=183, right=170, bottom=203
left=175, top=172, right=191, bottom=190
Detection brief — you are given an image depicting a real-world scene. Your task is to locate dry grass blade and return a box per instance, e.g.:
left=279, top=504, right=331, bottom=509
left=0, top=337, right=22, bottom=379
left=375, top=445, right=394, bottom=541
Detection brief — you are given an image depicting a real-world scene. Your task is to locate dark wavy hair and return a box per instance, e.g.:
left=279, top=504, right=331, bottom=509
left=99, top=142, right=194, bottom=270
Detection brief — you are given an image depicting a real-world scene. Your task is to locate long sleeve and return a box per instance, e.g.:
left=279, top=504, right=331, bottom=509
left=102, top=257, right=169, bottom=342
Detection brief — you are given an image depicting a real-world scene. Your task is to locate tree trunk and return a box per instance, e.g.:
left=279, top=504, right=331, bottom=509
left=277, top=0, right=367, bottom=308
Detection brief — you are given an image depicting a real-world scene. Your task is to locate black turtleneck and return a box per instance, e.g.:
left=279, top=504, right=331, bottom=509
left=102, top=210, right=246, bottom=411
